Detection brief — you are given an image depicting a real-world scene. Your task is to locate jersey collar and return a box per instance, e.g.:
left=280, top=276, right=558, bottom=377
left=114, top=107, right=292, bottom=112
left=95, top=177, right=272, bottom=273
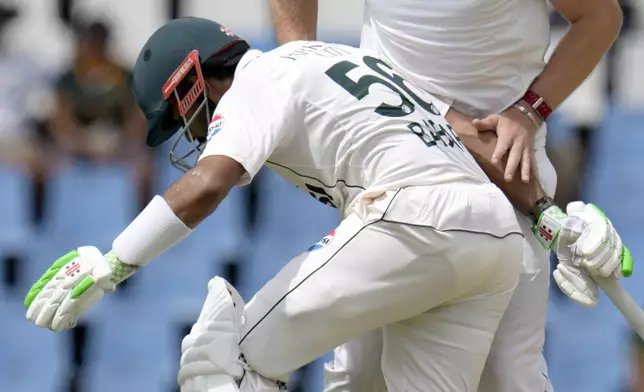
left=235, top=49, right=263, bottom=78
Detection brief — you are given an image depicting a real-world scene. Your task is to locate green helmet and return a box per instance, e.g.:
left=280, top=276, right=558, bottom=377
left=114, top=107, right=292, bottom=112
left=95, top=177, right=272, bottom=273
left=132, top=17, right=249, bottom=171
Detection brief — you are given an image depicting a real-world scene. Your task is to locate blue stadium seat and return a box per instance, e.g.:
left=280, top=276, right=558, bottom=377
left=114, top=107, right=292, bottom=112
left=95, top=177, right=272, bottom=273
left=46, top=163, right=135, bottom=254
left=80, top=310, right=178, bottom=392
left=130, top=245, right=214, bottom=316
left=0, top=165, right=31, bottom=250
left=0, top=299, right=67, bottom=392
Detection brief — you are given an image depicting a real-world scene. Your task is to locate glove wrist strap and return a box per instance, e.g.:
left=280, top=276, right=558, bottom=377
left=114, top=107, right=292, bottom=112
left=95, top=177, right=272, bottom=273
left=112, top=195, right=193, bottom=266
left=105, top=251, right=138, bottom=284
left=529, top=196, right=555, bottom=226
left=534, top=205, right=565, bottom=249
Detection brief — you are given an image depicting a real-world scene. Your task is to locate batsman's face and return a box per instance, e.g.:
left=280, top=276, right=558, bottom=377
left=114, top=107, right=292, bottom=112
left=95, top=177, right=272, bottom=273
left=162, top=52, right=234, bottom=172
left=204, top=77, right=233, bottom=103
left=165, top=68, right=213, bottom=172
left=171, top=97, right=208, bottom=141
left=170, top=76, right=232, bottom=141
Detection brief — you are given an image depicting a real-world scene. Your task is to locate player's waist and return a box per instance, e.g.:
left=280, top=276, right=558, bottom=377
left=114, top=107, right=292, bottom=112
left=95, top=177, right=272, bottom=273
left=349, top=181, right=521, bottom=237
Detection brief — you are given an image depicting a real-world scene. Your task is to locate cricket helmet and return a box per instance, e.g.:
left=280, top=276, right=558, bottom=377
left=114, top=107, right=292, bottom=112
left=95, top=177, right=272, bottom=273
left=132, top=17, right=249, bottom=171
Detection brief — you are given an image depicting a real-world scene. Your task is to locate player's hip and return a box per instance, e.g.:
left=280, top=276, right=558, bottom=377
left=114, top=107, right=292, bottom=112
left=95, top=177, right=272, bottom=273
left=357, top=182, right=521, bottom=238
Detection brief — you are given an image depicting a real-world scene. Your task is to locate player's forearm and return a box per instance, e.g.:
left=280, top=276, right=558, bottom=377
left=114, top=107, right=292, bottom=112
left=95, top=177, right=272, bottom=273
left=530, top=0, right=622, bottom=109
left=270, top=0, right=318, bottom=45
left=110, top=156, right=244, bottom=269
left=163, top=162, right=231, bottom=228
left=446, top=111, right=545, bottom=215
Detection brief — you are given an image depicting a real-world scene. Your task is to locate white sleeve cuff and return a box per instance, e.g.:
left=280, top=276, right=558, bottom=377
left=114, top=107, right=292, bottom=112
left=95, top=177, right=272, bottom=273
left=112, top=195, right=193, bottom=266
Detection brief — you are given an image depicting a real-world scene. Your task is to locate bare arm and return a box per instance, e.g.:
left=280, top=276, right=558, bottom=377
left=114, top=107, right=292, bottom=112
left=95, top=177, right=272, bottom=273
left=164, top=155, right=247, bottom=228
left=446, top=110, right=546, bottom=215
left=270, top=0, right=318, bottom=45
left=530, top=0, right=622, bottom=109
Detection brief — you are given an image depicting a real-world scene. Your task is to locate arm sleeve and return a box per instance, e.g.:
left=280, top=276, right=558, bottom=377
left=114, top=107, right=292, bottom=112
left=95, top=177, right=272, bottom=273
left=198, top=68, right=302, bottom=185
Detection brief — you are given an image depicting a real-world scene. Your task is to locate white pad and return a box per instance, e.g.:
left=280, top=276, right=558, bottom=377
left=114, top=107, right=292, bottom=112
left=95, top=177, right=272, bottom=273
left=178, top=277, right=246, bottom=388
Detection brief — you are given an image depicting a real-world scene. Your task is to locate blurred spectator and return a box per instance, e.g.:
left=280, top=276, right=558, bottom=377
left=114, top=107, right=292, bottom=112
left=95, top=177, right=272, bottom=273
left=0, top=4, right=50, bottom=176
left=48, top=19, right=153, bottom=211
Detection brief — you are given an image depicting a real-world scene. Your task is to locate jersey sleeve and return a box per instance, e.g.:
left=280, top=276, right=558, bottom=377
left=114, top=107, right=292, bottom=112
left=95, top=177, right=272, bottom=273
left=198, top=66, right=302, bottom=186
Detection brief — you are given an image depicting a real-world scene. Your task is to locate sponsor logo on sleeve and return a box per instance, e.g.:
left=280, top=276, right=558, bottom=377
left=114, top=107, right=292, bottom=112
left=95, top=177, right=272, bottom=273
left=307, top=230, right=336, bottom=251
left=207, top=114, right=225, bottom=141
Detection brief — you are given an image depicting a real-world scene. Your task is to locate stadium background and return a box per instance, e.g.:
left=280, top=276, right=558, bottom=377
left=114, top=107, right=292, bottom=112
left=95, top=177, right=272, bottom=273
left=1, top=0, right=643, bottom=391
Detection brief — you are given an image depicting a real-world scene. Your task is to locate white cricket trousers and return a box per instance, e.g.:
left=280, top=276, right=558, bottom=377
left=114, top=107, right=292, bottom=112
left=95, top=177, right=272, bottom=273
left=324, top=146, right=557, bottom=392
left=238, top=182, right=523, bottom=391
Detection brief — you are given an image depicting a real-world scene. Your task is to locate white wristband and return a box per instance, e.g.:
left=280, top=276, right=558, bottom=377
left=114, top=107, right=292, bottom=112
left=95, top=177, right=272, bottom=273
left=112, top=195, right=193, bottom=266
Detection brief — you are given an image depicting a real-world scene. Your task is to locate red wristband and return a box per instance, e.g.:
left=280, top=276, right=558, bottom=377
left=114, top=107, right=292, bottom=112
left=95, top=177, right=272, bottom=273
left=521, top=90, right=552, bottom=121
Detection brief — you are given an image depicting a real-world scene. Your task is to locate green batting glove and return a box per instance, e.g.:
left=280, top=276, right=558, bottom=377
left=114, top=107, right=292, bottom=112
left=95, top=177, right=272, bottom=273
left=25, top=247, right=137, bottom=331
left=535, top=201, right=632, bottom=279
left=587, top=204, right=633, bottom=278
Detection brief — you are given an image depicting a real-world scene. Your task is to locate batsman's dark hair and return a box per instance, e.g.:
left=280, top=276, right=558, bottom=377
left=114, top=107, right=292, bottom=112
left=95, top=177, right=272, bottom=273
left=201, top=40, right=250, bottom=80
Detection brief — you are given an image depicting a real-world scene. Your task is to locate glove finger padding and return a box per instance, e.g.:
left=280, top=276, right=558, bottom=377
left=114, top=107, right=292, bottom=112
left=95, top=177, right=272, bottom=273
left=52, top=285, right=105, bottom=331
left=25, top=246, right=115, bottom=331
left=571, top=205, right=611, bottom=260
left=566, top=201, right=587, bottom=214
left=553, top=263, right=598, bottom=307
left=597, top=229, right=623, bottom=279
left=27, top=250, right=96, bottom=330
left=33, top=288, right=70, bottom=329
left=575, top=218, right=623, bottom=279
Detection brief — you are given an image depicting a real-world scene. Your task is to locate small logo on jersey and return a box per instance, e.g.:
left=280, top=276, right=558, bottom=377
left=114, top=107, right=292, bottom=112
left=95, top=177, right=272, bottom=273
left=207, top=114, right=225, bottom=141
left=307, top=230, right=336, bottom=251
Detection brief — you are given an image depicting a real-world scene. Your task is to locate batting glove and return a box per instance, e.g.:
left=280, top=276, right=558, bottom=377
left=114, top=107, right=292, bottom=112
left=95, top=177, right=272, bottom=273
left=569, top=203, right=633, bottom=279
left=535, top=202, right=633, bottom=307
left=24, top=247, right=137, bottom=331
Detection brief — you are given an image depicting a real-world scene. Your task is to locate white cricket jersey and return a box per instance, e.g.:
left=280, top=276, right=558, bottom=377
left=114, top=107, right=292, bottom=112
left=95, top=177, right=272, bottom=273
left=360, top=0, right=551, bottom=145
left=199, top=42, right=488, bottom=216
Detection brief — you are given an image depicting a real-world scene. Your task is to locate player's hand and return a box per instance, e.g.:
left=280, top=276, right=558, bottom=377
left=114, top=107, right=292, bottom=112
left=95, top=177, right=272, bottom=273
left=473, top=105, right=540, bottom=183
left=24, top=247, right=132, bottom=331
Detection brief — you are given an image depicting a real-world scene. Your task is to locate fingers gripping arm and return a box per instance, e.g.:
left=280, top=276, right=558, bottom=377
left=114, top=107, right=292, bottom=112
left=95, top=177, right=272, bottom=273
left=445, top=110, right=546, bottom=216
